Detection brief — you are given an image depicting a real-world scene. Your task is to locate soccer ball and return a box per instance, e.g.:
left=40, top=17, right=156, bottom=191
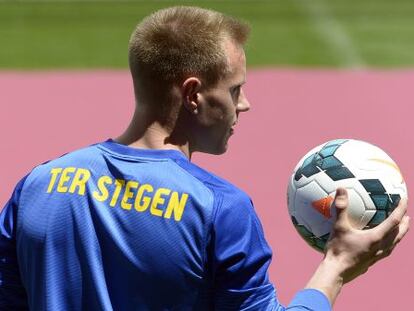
left=287, top=139, right=407, bottom=252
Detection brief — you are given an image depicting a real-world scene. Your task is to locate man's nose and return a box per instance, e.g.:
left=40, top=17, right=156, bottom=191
left=237, top=89, right=250, bottom=112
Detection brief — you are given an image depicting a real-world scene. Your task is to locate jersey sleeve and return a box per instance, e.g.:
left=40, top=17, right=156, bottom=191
left=0, top=177, right=29, bottom=310
left=210, top=190, right=331, bottom=311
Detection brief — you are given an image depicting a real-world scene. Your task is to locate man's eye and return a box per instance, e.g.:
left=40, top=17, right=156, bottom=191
left=232, top=86, right=241, bottom=99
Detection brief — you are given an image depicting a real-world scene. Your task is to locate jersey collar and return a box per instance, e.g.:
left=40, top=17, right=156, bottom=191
left=99, top=139, right=189, bottom=161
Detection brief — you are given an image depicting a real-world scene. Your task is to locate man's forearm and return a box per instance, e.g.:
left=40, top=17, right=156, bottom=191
left=305, top=257, right=344, bottom=306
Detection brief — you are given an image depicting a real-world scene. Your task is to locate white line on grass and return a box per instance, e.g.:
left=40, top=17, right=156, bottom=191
left=295, top=0, right=366, bottom=68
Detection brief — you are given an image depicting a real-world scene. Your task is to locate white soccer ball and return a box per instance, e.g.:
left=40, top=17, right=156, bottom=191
left=287, top=139, right=407, bottom=252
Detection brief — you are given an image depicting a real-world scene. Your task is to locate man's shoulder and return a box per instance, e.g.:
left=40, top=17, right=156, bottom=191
left=26, top=143, right=101, bottom=179
left=173, top=158, right=250, bottom=203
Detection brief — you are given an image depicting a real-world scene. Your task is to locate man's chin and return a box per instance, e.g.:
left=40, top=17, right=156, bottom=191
left=196, top=142, right=229, bottom=155
left=212, top=142, right=230, bottom=155
left=211, top=148, right=227, bottom=155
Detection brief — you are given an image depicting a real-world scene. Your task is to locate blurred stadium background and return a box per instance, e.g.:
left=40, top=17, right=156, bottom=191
left=2, top=0, right=414, bottom=68
left=1, top=1, right=413, bottom=311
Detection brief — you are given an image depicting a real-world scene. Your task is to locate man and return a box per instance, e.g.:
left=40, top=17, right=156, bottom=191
left=0, top=6, right=409, bottom=310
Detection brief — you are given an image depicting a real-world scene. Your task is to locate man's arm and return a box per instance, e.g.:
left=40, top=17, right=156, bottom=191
left=210, top=190, right=331, bottom=310
left=0, top=178, right=29, bottom=310
left=305, top=188, right=410, bottom=305
left=210, top=186, right=409, bottom=310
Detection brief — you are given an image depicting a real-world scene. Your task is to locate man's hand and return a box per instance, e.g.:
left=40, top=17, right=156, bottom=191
left=306, top=188, right=410, bottom=305
left=326, top=187, right=409, bottom=283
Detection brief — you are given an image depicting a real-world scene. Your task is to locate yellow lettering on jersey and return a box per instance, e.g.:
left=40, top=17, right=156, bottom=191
left=135, top=184, right=153, bottom=212
left=57, top=167, right=76, bottom=193
left=93, top=176, right=113, bottom=202
left=164, top=192, right=188, bottom=221
left=45, top=169, right=189, bottom=221
left=47, top=168, right=63, bottom=193
left=121, top=181, right=139, bottom=210
left=150, top=188, right=171, bottom=217
left=110, top=179, right=125, bottom=207
left=68, top=168, right=91, bottom=195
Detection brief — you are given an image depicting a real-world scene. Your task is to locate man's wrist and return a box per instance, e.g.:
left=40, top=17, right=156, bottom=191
left=305, top=256, right=345, bottom=306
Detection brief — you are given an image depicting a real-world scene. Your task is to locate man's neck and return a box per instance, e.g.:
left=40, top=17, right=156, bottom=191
left=115, top=120, right=191, bottom=159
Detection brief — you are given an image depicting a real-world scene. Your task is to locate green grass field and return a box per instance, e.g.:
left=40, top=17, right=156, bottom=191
left=2, top=0, right=414, bottom=69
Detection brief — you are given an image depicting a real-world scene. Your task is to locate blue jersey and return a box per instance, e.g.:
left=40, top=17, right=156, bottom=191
left=0, top=140, right=330, bottom=310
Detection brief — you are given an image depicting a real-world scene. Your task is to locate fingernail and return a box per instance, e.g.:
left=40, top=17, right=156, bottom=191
left=336, top=188, right=347, bottom=196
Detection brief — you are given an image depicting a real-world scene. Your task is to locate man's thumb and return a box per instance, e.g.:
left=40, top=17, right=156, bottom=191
left=333, top=187, right=349, bottom=223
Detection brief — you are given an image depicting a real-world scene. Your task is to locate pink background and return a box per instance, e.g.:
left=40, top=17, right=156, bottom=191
left=1, top=70, right=412, bottom=310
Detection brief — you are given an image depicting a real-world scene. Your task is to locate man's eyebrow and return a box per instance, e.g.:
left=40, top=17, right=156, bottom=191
left=234, top=81, right=246, bottom=88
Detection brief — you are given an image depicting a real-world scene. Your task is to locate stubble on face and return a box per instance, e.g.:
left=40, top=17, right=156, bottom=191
left=194, top=39, right=247, bottom=155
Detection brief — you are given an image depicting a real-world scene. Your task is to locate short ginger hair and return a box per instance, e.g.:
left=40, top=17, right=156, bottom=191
left=128, top=6, right=250, bottom=91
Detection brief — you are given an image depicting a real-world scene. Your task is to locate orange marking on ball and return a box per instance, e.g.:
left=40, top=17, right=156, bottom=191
left=312, top=196, right=334, bottom=219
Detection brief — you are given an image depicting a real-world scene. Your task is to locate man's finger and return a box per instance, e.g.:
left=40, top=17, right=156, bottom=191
left=332, top=188, right=349, bottom=228
left=371, top=198, right=408, bottom=237
left=373, top=215, right=410, bottom=261
left=391, top=215, right=410, bottom=246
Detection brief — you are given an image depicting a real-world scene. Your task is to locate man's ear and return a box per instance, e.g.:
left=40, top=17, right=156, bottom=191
left=182, top=77, right=202, bottom=115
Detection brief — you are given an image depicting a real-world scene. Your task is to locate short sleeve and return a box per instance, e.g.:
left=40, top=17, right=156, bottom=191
left=210, top=190, right=281, bottom=310
left=0, top=177, right=29, bottom=310
left=209, top=189, right=331, bottom=311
